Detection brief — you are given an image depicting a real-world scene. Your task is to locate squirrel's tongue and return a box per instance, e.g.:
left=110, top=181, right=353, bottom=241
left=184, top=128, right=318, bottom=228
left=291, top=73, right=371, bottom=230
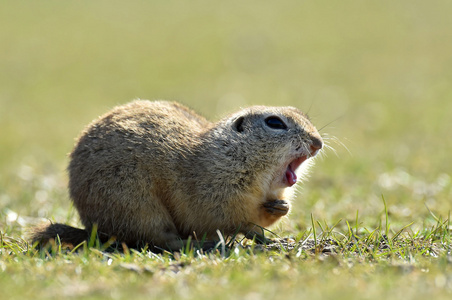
left=284, top=156, right=308, bottom=187
left=285, top=166, right=297, bottom=186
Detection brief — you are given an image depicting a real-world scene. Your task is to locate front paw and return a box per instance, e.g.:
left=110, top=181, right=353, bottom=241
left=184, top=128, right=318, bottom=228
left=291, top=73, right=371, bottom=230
left=262, top=200, right=289, bottom=216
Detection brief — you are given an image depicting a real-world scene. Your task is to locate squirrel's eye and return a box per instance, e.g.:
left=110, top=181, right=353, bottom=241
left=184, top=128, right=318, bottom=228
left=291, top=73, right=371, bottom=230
left=265, top=117, right=287, bottom=130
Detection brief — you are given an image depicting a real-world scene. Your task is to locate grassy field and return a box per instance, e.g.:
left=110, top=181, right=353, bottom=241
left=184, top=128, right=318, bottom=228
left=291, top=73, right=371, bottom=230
left=1, top=1, right=452, bottom=299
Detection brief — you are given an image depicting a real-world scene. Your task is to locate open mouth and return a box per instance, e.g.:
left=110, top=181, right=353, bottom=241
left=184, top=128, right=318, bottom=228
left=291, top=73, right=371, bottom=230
left=284, top=155, right=308, bottom=187
left=283, top=139, right=323, bottom=187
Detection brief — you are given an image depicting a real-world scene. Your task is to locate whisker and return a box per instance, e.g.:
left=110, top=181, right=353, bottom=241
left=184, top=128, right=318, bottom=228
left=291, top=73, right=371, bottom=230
left=306, top=99, right=315, bottom=115
left=317, top=114, right=346, bottom=132
left=323, top=143, right=338, bottom=158
left=330, top=135, right=352, bottom=156
left=302, top=144, right=310, bottom=156
left=317, top=134, right=351, bottom=158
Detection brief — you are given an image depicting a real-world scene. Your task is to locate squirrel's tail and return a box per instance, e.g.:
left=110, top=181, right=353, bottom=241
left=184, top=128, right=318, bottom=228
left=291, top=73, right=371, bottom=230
left=31, top=223, right=90, bottom=249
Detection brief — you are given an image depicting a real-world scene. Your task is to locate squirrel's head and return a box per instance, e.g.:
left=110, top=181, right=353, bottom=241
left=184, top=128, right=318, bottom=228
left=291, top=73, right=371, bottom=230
left=217, top=105, right=323, bottom=189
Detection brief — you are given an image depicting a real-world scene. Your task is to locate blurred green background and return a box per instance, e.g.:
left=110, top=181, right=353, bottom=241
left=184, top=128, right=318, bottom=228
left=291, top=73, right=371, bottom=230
left=1, top=0, right=451, bottom=234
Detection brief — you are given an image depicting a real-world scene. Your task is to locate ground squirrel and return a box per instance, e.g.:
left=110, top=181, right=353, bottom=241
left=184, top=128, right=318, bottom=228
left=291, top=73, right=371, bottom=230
left=32, top=100, right=323, bottom=251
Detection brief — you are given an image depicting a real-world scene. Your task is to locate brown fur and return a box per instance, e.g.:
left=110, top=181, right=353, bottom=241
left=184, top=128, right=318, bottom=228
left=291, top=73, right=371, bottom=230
left=32, top=100, right=322, bottom=250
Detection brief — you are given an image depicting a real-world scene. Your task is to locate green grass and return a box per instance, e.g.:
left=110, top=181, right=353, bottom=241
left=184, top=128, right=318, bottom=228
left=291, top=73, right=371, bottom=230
left=1, top=0, right=452, bottom=299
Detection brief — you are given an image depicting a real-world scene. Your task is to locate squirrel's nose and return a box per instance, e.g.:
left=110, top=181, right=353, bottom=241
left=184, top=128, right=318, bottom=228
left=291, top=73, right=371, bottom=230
left=309, top=136, right=323, bottom=156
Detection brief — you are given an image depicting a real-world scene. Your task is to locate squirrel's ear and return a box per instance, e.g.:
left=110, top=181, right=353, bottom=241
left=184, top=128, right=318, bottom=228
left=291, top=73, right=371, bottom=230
left=232, top=116, right=245, bottom=133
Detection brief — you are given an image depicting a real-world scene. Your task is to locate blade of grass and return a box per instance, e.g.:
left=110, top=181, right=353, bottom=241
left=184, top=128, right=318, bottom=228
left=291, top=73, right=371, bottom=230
left=311, top=213, right=317, bottom=254
left=355, top=210, right=360, bottom=237
left=382, top=195, right=389, bottom=237
left=392, top=222, right=414, bottom=242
